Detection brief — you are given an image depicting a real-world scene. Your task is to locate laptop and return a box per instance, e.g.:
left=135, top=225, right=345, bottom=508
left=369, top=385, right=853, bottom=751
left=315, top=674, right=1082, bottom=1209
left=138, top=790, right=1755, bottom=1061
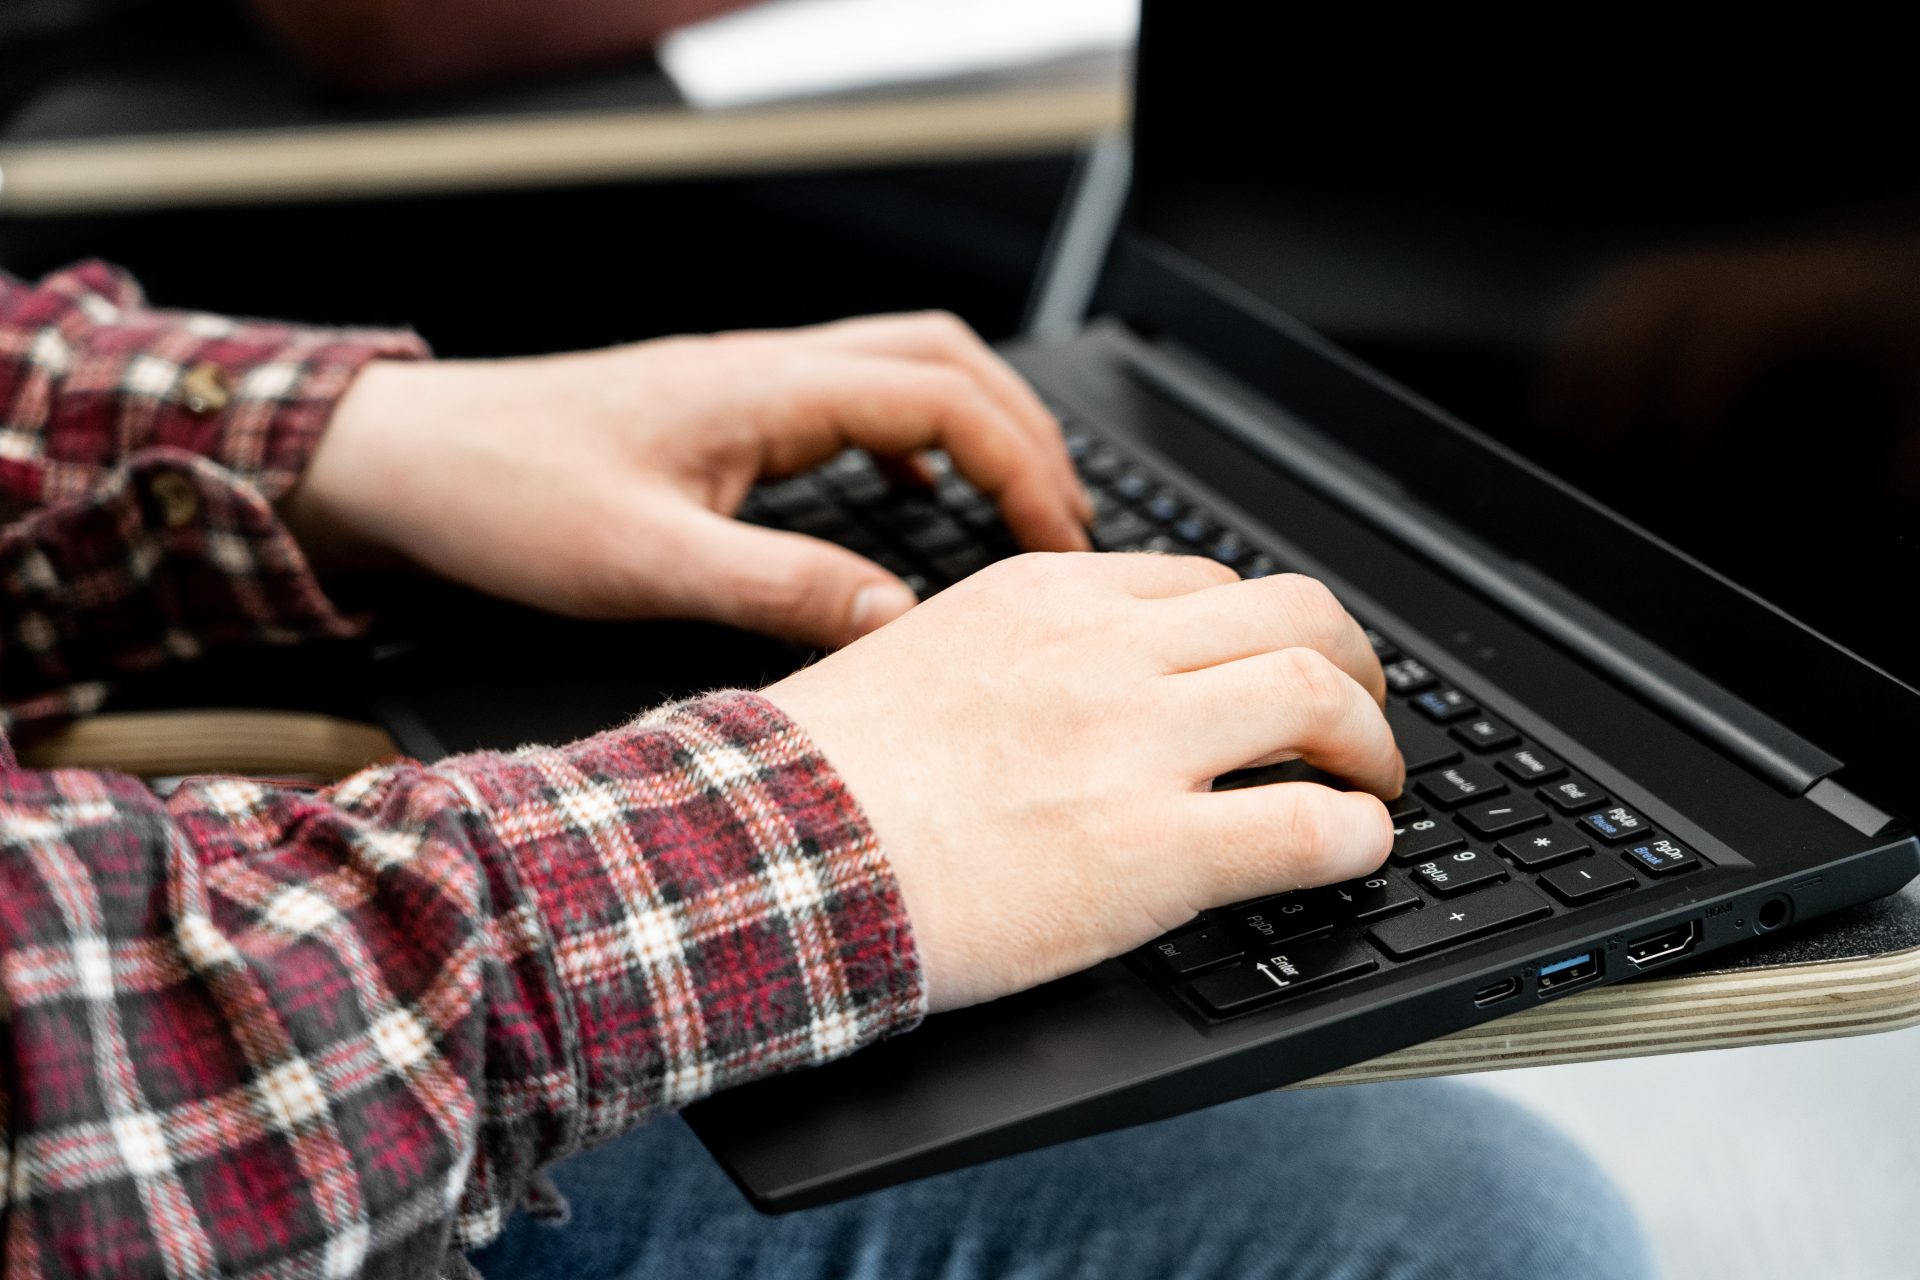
left=378, top=5, right=1920, bottom=1212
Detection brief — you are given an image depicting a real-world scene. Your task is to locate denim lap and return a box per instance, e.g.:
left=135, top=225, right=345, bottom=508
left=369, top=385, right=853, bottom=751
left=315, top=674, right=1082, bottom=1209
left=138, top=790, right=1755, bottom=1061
left=469, top=1077, right=1654, bottom=1280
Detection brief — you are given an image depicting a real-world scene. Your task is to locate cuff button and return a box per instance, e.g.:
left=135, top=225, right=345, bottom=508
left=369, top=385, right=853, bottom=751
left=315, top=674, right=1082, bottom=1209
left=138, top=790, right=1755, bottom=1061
left=150, top=472, right=200, bottom=528
left=181, top=362, right=232, bottom=415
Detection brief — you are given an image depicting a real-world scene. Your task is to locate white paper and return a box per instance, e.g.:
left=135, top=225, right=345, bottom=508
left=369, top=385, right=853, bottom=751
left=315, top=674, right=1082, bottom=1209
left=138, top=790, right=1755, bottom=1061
left=659, top=0, right=1136, bottom=109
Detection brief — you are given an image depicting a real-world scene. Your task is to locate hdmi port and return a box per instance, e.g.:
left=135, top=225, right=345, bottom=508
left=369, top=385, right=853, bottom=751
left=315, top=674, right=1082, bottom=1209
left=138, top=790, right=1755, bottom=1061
left=1625, top=920, right=1701, bottom=969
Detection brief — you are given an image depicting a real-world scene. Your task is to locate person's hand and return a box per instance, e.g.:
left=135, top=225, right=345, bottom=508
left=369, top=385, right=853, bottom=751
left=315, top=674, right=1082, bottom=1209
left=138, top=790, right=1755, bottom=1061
left=762, top=553, right=1402, bottom=1012
left=283, top=312, right=1092, bottom=647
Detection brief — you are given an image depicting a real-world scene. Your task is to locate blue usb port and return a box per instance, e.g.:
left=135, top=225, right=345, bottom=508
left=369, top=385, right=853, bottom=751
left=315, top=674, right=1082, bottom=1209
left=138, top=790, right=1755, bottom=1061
left=1536, top=951, right=1601, bottom=996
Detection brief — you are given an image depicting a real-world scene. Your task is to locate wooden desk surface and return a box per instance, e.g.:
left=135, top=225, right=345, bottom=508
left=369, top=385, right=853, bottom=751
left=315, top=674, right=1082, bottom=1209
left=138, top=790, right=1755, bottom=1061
left=0, top=56, right=1126, bottom=216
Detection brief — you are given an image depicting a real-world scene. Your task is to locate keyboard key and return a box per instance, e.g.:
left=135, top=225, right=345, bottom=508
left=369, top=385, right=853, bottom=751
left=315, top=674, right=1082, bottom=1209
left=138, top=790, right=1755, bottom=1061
left=1242, top=554, right=1280, bottom=579
left=1207, top=534, right=1247, bottom=566
left=1363, top=628, right=1402, bottom=662
left=1174, top=514, right=1214, bottom=544
left=1538, top=773, right=1609, bottom=814
left=1414, top=762, right=1508, bottom=809
left=1410, top=847, right=1508, bottom=896
left=1578, top=804, right=1653, bottom=844
left=1149, top=926, right=1245, bottom=978
left=930, top=546, right=1001, bottom=583
left=1385, top=703, right=1463, bottom=773
left=1113, top=471, right=1152, bottom=502
left=1094, top=510, right=1154, bottom=549
left=1080, top=447, right=1124, bottom=480
left=1452, top=716, right=1520, bottom=751
left=1387, top=794, right=1427, bottom=822
left=1368, top=882, right=1554, bottom=959
left=1392, top=817, right=1464, bottom=863
left=901, top=518, right=971, bottom=557
left=1324, top=872, right=1421, bottom=922
left=1456, top=797, right=1547, bottom=837
left=1621, top=837, right=1702, bottom=876
left=1189, top=940, right=1379, bottom=1014
left=1227, top=894, right=1338, bottom=946
left=1144, top=489, right=1184, bottom=522
left=1498, top=745, right=1567, bottom=783
left=1412, top=688, right=1478, bottom=723
left=1540, top=858, right=1639, bottom=904
left=1384, top=659, right=1438, bottom=695
left=1497, top=824, right=1592, bottom=869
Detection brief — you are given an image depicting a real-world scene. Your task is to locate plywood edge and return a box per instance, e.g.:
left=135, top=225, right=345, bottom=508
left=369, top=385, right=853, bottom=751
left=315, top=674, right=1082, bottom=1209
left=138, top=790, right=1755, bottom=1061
left=14, top=709, right=400, bottom=779
left=0, top=83, right=1128, bottom=215
left=1300, top=943, right=1920, bottom=1088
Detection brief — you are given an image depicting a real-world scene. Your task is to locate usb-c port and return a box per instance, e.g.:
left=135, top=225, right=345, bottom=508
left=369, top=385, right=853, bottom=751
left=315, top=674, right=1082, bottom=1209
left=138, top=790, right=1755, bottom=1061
left=1473, top=977, right=1521, bottom=1006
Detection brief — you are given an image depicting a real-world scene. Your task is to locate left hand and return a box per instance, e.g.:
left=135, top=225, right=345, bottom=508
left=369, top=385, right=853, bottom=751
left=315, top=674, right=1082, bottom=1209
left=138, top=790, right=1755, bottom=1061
left=283, top=312, right=1093, bottom=647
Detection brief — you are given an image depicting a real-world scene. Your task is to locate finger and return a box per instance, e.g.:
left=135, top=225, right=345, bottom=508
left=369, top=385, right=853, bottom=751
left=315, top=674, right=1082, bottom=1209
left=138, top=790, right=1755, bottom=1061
left=1152, top=573, right=1387, bottom=705
left=1175, top=783, right=1393, bottom=903
left=764, top=351, right=1089, bottom=552
left=1166, top=647, right=1403, bottom=797
left=656, top=508, right=918, bottom=649
left=794, top=312, right=1094, bottom=522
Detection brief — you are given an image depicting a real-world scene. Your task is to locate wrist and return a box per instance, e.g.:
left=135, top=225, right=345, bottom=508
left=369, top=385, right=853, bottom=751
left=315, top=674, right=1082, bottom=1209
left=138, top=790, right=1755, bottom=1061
left=279, top=359, right=422, bottom=575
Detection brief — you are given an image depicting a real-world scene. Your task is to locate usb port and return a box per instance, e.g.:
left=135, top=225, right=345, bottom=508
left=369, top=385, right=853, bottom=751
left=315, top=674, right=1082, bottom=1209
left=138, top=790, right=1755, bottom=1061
left=1536, top=951, right=1601, bottom=996
left=1473, top=976, right=1521, bottom=1006
left=1625, top=920, right=1701, bottom=969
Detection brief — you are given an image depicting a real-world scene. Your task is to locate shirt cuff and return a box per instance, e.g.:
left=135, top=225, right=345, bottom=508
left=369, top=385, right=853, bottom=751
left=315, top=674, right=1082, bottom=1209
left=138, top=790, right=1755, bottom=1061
left=35, top=262, right=430, bottom=505
left=495, top=689, right=925, bottom=1144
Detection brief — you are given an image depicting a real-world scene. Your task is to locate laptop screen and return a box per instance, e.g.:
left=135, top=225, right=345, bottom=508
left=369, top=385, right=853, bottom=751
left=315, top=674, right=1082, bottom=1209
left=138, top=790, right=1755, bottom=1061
left=1129, top=13, right=1920, bottom=695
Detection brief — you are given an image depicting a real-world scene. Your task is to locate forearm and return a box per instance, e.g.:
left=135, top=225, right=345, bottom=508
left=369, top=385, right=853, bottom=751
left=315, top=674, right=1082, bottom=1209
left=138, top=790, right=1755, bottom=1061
left=245, top=0, right=754, bottom=94
left=0, top=689, right=922, bottom=1274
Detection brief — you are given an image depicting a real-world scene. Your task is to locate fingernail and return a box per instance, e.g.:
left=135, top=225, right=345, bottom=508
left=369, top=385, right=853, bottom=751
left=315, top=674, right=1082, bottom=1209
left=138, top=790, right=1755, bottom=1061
left=850, top=581, right=918, bottom=635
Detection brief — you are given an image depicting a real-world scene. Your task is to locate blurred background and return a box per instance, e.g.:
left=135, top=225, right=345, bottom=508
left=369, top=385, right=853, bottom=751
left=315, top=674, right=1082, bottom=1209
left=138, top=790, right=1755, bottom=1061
left=3, top=4, right=1916, bottom=1277
left=0, top=0, right=1132, bottom=350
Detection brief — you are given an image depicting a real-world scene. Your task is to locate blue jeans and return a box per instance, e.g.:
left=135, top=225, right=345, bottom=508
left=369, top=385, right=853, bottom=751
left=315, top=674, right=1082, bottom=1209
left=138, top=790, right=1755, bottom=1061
left=468, top=1079, right=1654, bottom=1280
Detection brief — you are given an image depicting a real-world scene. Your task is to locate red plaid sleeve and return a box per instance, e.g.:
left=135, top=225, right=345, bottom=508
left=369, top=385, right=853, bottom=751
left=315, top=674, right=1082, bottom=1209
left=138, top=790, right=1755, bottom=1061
left=0, top=261, right=430, bottom=734
left=0, top=690, right=924, bottom=1277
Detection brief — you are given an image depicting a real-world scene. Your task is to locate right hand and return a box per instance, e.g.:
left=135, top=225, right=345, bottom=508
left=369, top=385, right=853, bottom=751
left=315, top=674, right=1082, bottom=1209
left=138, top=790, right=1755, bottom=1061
left=763, top=552, right=1403, bottom=1012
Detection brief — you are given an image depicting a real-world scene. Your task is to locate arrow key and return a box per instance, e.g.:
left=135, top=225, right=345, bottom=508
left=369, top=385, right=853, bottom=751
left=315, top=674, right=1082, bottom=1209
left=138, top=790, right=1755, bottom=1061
left=1326, top=871, right=1421, bottom=922
left=1189, top=939, right=1380, bottom=1015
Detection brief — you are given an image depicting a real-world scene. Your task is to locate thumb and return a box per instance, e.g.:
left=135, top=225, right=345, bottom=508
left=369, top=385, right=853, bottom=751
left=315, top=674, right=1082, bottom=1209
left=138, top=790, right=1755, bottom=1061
left=668, top=510, right=920, bottom=648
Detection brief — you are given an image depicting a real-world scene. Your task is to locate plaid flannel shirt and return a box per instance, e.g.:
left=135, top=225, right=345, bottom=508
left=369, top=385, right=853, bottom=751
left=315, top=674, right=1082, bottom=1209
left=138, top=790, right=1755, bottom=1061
left=0, top=264, right=926, bottom=1277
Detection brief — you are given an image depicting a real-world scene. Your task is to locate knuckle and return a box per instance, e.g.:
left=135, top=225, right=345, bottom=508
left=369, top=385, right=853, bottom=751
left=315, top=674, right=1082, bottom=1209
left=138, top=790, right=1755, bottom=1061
left=1197, top=558, right=1240, bottom=586
left=1275, top=794, right=1335, bottom=868
left=916, top=309, right=975, bottom=343
left=1275, top=645, right=1346, bottom=716
left=922, top=365, right=978, bottom=407
left=1270, top=573, right=1349, bottom=638
left=983, top=550, right=1058, bottom=588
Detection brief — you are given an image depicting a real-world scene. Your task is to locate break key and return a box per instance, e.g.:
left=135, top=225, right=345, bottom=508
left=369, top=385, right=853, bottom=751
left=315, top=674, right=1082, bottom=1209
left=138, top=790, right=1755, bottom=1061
left=1369, top=881, right=1553, bottom=959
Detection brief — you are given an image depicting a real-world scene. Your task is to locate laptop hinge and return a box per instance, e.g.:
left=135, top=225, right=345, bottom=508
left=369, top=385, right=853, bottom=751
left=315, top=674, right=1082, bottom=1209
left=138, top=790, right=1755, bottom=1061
left=1023, top=131, right=1131, bottom=343
left=1805, top=778, right=1900, bottom=838
left=1120, top=332, right=1844, bottom=798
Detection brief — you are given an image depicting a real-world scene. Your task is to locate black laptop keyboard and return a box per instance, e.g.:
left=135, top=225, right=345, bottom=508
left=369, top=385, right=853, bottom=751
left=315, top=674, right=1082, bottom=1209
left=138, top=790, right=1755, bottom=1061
left=738, top=420, right=1710, bottom=1020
